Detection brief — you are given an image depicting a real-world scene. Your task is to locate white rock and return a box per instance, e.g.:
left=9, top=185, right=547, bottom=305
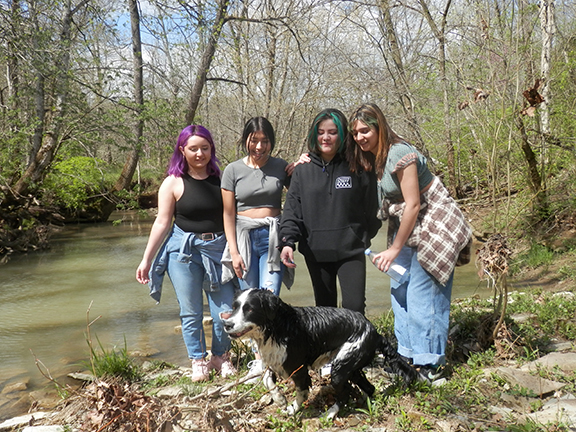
left=155, top=386, right=183, bottom=398
left=67, top=372, right=95, bottom=382
left=22, top=426, right=66, bottom=432
left=489, top=405, right=514, bottom=418
left=495, top=367, right=566, bottom=396
left=0, top=412, right=49, bottom=431
left=521, top=397, right=576, bottom=426
left=521, top=352, right=576, bottom=374
left=1, top=382, right=28, bottom=394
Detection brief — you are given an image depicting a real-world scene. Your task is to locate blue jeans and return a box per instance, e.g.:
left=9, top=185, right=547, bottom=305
left=166, top=234, right=235, bottom=360
left=238, top=225, right=283, bottom=295
left=390, top=245, right=453, bottom=366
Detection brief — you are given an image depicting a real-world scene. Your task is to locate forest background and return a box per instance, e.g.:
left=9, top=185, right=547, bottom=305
left=0, top=0, right=575, bottom=260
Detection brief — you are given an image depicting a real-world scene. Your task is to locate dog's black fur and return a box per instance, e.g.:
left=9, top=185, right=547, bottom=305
left=221, top=289, right=418, bottom=416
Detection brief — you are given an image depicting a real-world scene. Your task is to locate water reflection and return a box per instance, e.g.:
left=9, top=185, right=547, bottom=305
left=0, top=211, right=484, bottom=393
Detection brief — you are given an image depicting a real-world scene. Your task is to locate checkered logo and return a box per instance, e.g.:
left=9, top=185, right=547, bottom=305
left=335, top=176, right=352, bottom=189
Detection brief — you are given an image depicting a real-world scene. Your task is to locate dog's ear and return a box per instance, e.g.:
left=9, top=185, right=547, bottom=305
left=258, top=289, right=279, bottom=321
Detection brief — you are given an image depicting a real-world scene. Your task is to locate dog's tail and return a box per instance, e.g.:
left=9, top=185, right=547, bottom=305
left=378, top=335, right=419, bottom=386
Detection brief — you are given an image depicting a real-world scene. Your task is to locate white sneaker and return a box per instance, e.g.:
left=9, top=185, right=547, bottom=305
left=245, top=359, right=264, bottom=384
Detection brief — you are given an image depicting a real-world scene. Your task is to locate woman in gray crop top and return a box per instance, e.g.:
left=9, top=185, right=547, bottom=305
left=348, top=103, right=471, bottom=382
left=221, top=117, right=294, bottom=295
left=221, top=117, right=295, bottom=380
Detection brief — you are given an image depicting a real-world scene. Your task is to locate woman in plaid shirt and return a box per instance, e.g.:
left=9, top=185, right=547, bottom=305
left=348, top=103, right=472, bottom=382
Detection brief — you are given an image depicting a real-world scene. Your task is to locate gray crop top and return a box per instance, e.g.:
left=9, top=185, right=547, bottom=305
left=378, top=142, right=434, bottom=202
left=221, top=157, right=289, bottom=212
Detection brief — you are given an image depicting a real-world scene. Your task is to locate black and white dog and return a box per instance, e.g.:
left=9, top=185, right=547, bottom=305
left=221, top=288, right=418, bottom=417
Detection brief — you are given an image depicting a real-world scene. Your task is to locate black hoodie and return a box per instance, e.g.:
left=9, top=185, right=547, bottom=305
left=279, top=152, right=381, bottom=262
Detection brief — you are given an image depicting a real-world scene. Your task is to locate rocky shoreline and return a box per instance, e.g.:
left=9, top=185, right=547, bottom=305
left=1, top=321, right=575, bottom=431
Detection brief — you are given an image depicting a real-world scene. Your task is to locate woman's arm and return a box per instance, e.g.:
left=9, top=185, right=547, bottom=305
left=222, top=188, right=246, bottom=278
left=372, top=163, right=420, bottom=272
left=279, top=168, right=304, bottom=250
left=365, top=171, right=382, bottom=239
left=136, top=176, right=178, bottom=284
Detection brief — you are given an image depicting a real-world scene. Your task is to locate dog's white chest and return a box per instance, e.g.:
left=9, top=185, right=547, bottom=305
left=259, top=341, right=288, bottom=377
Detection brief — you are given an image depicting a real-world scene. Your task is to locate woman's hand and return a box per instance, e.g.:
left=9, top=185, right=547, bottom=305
left=280, top=246, right=297, bottom=268
left=136, top=260, right=151, bottom=284
left=371, top=247, right=401, bottom=272
left=285, top=153, right=311, bottom=176
left=295, top=152, right=311, bottom=165
left=232, top=253, right=247, bottom=278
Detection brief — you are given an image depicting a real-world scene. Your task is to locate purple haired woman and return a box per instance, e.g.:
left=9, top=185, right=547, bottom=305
left=136, top=125, right=236, bottom=382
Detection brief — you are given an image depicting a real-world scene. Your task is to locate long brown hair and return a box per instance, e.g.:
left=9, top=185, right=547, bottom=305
left=347, top=103, right=402, bottom=178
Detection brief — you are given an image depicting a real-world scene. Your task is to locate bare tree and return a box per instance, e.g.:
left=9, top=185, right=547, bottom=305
left=183, top=0, right=230, bottom=124
left=112, top=0, right=145, bottom=193
left=537, top=0, right=555, bottom=209
left=514, top=0, right=549, bottom=217
left=539, top=0, right=554, bottom=138
left=13, top=0, right=91, bottom=196
left=5, top=1, right=21, bottom=124
left=377, top=0, right=426, bottom=152
left=415, top=0, right=458, bottom=196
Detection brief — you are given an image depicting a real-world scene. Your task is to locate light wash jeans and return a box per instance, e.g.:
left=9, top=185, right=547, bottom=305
left=166, top=232, right=235, bottom=360
left=390, top=244, right=453, bottom=367
left=238, top=225, right=283, bottom=295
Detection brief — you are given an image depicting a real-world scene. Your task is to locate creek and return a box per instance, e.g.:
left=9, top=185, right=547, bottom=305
left=0, top=211, right=486, bottom=396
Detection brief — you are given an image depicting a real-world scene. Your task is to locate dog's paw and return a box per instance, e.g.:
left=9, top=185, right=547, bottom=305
left=270, top=388, right=288, bottom=408
left=285, top=400, right=301, bottom=416
left=324, top=403, right=340, bottom=420
left=258, top=393, right=274, bottom=406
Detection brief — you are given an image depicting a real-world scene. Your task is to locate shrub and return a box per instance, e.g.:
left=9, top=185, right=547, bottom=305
left=44, top=156, right=108, bottom=211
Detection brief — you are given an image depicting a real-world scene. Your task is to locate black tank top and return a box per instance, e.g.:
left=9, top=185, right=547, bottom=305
left=174, top=174, right=224, bottom=233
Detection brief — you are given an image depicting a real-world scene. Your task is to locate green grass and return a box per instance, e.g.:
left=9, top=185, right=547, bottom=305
left=510, top=243, right=556, bottom=275
left=376, top=290, right=576, bottom=431
left=506, top=290, right=576, bottom=344
left=72, top=288, right=575, bottom=432
left=84, top=336, right=142, bottom=382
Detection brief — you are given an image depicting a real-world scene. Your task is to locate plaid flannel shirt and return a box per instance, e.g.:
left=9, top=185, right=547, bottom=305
left=381, top=176, right=472, bottom=286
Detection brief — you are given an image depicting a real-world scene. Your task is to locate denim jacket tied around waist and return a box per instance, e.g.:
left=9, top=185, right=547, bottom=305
left=148, top=224, right=229, bottom=303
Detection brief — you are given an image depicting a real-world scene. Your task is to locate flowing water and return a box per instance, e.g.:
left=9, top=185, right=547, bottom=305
left=0, top=211, right=485, bottom=404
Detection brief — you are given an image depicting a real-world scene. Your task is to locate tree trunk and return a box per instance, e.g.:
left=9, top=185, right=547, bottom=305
left=264, top=24, right=277, bottom=119
left=13, top=0, right=90, bottom=196
left=184, top=0, right=230, bottom=125
left=538, top=0, right=555, bottom=209
left=417, top=0, right=458, bottom=196
left=377, top=0, right=427, bottom=154
left=6, top=1, right=20, bottom=118
left=515, top=115, right=546, bottom=212
left=112, top=0, right=145, bottom=192
left=539, top=0, right=554, bottom=136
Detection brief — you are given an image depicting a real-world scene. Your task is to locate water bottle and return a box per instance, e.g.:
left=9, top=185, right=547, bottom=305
left=365, top=248, right=409, bottom=283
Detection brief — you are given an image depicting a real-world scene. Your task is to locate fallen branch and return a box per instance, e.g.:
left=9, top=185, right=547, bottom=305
left=30, top=349, right=76, bottom=398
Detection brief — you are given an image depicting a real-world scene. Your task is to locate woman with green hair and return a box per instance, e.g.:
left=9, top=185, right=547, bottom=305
left=279, top=108, right=381, bottom=314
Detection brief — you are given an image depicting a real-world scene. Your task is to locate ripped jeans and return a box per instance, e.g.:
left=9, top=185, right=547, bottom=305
left=238, top=225, right=284, bottom=295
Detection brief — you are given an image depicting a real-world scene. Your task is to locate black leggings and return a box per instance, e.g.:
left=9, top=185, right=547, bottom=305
left=304, top=252, right=366, bottom=315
